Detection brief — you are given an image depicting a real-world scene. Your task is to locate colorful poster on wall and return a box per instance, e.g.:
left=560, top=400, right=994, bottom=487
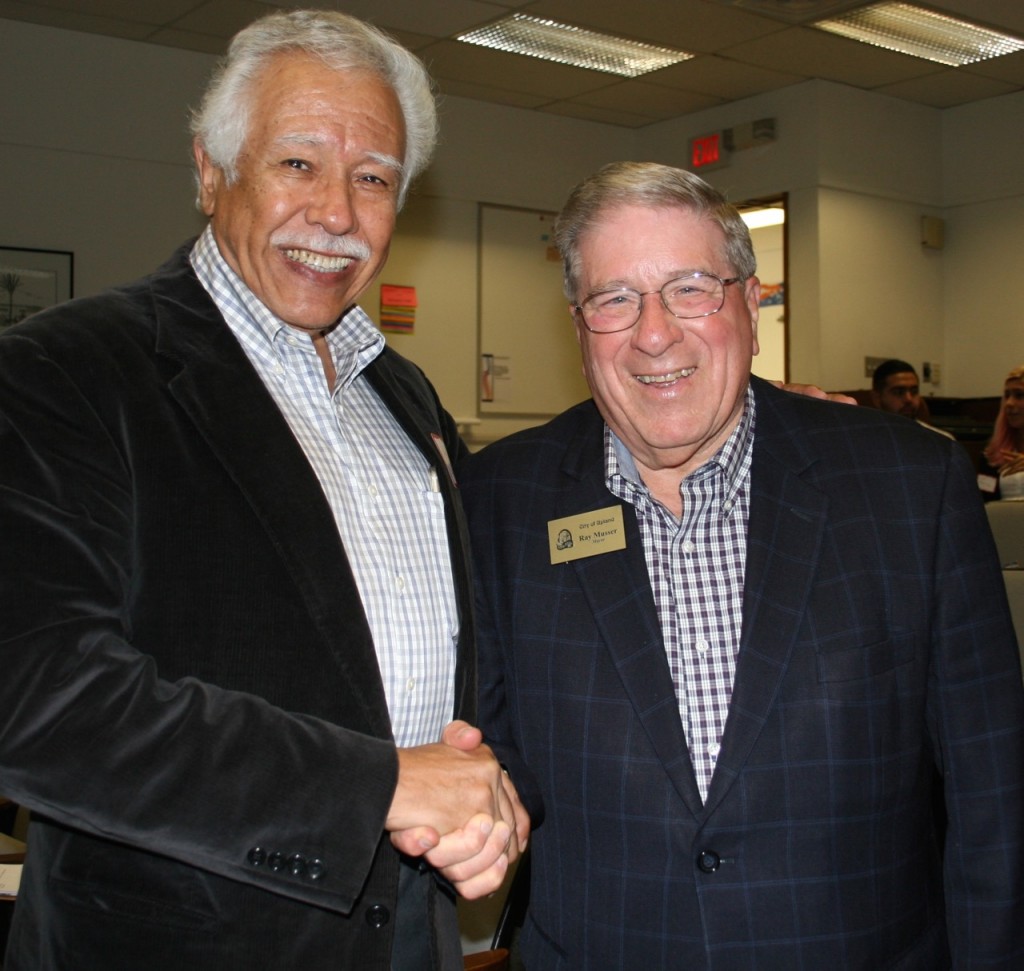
left=380, top=284, right=417, bottom=334
left=759, top=282, right=785, bottom=307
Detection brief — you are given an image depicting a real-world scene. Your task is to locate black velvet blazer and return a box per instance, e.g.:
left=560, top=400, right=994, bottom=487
left=0, top=243, right=474, bottom=969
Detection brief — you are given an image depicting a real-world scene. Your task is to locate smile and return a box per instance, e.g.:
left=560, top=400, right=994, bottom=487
left=284, top=248, right=354, bottom=273
left=635, top=367, right=696, bottom=385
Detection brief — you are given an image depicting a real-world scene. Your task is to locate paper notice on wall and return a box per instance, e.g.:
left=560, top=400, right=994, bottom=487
left=481, top=353, right=511, bottom=403
left=380, top=284, right=418, bottom=334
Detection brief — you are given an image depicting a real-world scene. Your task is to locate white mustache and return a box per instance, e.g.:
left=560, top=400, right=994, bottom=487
left=271, top=233, right=371, bottom=261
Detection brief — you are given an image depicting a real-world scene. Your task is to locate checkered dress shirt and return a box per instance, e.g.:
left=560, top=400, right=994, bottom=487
left=605, top=389, right=754, bottom=800
left=190, top=229, right=457, bottom=747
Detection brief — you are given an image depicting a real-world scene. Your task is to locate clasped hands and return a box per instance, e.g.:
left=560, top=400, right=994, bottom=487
left=386, top=721, right=529, bottom=900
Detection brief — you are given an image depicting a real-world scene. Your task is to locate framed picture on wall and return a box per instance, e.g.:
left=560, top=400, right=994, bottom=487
left=0, top=246, right=74, bottom=330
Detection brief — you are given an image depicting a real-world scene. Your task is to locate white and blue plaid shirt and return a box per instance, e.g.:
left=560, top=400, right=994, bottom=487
left=190, top=228, right=457, bottom=748
left=606, top=388, right=754, bottom=801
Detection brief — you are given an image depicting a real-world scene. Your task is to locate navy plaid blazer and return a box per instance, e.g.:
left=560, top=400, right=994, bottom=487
left=460, top=377, right=1024, bottom=970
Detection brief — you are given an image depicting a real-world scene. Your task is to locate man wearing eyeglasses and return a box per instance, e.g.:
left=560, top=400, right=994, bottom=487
left=459, top=161, right=1024, bottom=968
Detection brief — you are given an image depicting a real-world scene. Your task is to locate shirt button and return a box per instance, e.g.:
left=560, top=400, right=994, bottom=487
left=368, top=484, right=379, bottom=497
left=695, top=639, right=709, bottom=655
left=682, top=540, right=696, bottom=554
left=396, top=575, right=406, bottom=592
left=406, top=677, right=416, bottom=693
left=707, top=742, right=721, bottom=759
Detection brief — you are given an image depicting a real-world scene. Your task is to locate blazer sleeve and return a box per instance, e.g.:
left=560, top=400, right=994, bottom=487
left=928, top=443, right=1024, bottom=965
left=0, top=326, right=398, bottom=914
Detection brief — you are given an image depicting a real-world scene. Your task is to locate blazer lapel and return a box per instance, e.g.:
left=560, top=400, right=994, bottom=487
left=703, top=380, right=828, bottom=815
left=148, top=256, right=392, bottom=736
left=558, top=408, right=705, bottom=816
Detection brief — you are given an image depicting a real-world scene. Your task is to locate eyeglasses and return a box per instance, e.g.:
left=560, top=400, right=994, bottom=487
left=574, top=272, right=743, bottom=334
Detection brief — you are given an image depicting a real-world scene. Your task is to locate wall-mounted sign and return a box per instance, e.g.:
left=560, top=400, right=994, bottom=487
left=690, top=132, right=727, bottom=170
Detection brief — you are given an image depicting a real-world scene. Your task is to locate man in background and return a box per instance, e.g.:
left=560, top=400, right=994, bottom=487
left=0, top=11, right=522, bottom=970
left=461, top=162, right=1024, bottom=968
left=872, top=357, right=954, bottom=438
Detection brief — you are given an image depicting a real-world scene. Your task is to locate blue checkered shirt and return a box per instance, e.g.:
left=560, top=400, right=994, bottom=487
left=190, top=228, right=457, bottom=747
left=606, top=389, right=754, bottom=800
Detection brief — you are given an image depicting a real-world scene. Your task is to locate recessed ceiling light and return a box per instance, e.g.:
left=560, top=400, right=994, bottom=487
left=456, top=14, right=694, bottom=79
left=814, top=2, right=1024, bottom=67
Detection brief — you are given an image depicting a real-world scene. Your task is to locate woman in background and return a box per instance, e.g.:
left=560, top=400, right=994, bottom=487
left=981, top=364, right=1024, bottom=500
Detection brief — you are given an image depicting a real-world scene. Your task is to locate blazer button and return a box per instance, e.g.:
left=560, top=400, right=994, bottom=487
left=267, top=851, right=286, bottom=872
left=288, top=854, right=307, bottom=877
left=307, top=858, right=327, bottom=881
left=365, top=904, right=391, bottom=929
left=246, top=847, right=267, bottom=867
left=697, top=850, right=721, bottom=873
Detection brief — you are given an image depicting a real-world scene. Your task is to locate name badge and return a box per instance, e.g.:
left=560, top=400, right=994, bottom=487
left=548, top=505, right=626, bottom=564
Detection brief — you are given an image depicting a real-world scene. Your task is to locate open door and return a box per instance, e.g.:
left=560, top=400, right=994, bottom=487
left=737, top=196, right=787, bottom=383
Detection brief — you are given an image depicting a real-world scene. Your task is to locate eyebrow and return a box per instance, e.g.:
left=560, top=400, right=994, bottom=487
left=366, top=151, right=404, bottom=179
left=273, top=137, right=404, bottom=176
left=586, top=268, right=716, bottom=292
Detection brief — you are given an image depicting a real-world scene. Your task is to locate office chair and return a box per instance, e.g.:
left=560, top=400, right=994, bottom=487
left=986, top=500, right=1024, bottom=568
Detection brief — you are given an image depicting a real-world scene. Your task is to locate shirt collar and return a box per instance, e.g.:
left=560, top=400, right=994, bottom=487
left=189, top=226, right=384, bottom=385
left=605, top=384, right=756, bottom=498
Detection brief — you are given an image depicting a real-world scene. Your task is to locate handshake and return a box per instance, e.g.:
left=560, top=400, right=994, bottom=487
left=386, top=721, right=529, bottom=899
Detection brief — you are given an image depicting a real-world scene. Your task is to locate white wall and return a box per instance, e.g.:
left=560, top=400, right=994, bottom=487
left=0, top=22, right=210, bottom=293
left=941, top=91, right=1024, bottom=397
left=4, top=17, right=1024, bottom=407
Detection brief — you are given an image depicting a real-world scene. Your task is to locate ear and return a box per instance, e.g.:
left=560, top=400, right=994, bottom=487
left=570, top=304, right=584, bottom=346
left=193, top=139, right=224, bottom=217
left=570, top=306, right=589, bottom=382
left=745, top=276, right=761, bottom=357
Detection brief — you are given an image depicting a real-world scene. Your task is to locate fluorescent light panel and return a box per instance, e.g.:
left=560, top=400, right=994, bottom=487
left=815, top=2, right=1024, bottom=67
left=456, top=14, right=694, bottom=78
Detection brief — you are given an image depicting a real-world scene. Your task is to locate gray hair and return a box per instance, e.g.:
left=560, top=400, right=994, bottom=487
left=553, top=161, right=756, bottom=301
left=190, top=9, right=438, bottom=208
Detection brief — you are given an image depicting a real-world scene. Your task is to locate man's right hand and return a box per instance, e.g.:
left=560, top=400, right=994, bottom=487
left=386, top=720, right=529, bottom=898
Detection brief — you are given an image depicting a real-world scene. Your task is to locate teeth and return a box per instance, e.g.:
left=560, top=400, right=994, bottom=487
left=636, top=367, right=696, bottom=385
left=284, top=249, right=353, bottom=273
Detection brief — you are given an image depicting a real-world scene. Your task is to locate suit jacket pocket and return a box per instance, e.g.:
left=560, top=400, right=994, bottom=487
left=816, top=633, right=916, bottom=683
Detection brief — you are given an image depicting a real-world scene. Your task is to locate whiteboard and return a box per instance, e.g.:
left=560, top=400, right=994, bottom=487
left=478, top=205, right=591, bottom=416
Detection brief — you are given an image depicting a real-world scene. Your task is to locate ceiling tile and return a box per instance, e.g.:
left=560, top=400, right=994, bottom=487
left=172, top=0, right=278, bottom=38
left=960, top=49, right=1024, bottom=86
left=537, top=99, right=658, bottom=128
left=724, top=25, right=947, bottom=88
left=419, top=39, right=614, bottom=100
left=926, top=0, right=1024, bottom=37
left=6, top=0, right=198, bottom=22
left=875, top=70, right=1019, bottom=108
left=0, top=0, right=156, bottom=38
left=435, top=77, right=549, bottom=109
left=147, top=26, right=236, bottom=53
left=265, top=0, right=511, bottom=39
left=570, top=79, right=722, bottom=118
left=650, top=53, right=805, bottom=99
left=524, top=0, right=785, bottom=52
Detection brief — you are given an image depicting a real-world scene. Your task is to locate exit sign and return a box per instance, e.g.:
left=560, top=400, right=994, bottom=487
left=690, top=132, right=728, bottom=170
